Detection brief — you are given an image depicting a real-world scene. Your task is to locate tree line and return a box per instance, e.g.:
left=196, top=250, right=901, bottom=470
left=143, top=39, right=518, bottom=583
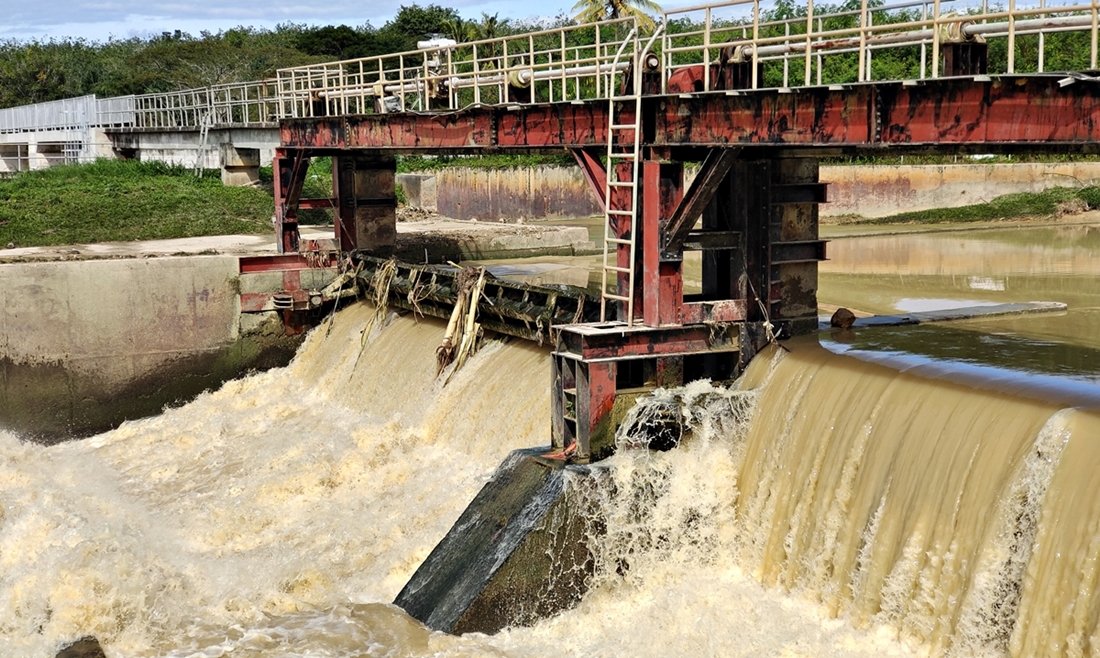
left=2, top=0, right=1095, bottom=111
left=0, top=4, right=570, bottom=110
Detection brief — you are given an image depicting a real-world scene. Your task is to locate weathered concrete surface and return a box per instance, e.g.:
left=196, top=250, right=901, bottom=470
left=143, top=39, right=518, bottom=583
left=0, top=255, right=298, bottom=442
left=820, top=300, right=1068, bottom=330
left=431, top=166, right=603, bottom=221
left=395, top=448, right=596, bottom=635
left=821, top=162, right=1100, bottom=218
left=106, top=127, right=279, bottom=171
left=398, top=162, right=1100, bottom=222
left=395, top=219, right=596, bottom=261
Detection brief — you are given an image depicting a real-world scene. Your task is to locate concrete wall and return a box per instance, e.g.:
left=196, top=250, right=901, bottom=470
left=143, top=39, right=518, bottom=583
left=398, top=162, right=1100, bottom=221
left=106, top=128, right=279, bottom=170
left=0, top=128, right=118, bottom=172
left=417, top=166, right=604, bottom=221
left=0, top=255, right=298, bottom=442
left=820, top=162, right=1100, bottom=217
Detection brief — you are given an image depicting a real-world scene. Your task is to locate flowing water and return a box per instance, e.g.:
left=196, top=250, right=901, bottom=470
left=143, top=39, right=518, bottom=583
left=4, top=221, right=1100, bottom=657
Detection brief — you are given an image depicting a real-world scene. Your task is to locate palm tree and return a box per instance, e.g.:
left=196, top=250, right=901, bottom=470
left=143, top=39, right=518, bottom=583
left=440, top=17, right=475, bottom=43
left=473, top=13, right=511, bottom=42
left=572, top=0, right=662, bottom=31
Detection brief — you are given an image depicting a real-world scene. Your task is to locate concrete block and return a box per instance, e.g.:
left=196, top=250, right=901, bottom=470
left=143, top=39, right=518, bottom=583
left=395, top=448, right=596, bottom=634
left=396, top=173, right=438, bottom=210
left=221, top=167, right=260, bottom=187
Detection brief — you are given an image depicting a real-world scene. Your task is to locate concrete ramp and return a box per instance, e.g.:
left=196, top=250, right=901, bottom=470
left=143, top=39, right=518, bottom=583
left=394, top=448, right=595, bottom=635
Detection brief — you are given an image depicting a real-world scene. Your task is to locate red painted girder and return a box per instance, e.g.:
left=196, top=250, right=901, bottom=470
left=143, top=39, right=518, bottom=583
left=558, top=324, right=739, bottom=361
left=347, top=112, right=494, bottom=149
left=282, top=118, right=346, bottom=149
left=282, top=105, right=608, bottom=150
left=657, top=89, right=872, bottom=145
left=240, top=254, right=314, bottom=273
left=881, top=78, right=1100, bottom=144
left=655, top=77, right=1100, bottom=146
left=280, top=76, right=1100, bottom=151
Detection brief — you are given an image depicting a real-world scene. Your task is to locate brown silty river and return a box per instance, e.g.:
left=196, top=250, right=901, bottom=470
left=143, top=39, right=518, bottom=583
left=3, top=219, right=1100, bottom=657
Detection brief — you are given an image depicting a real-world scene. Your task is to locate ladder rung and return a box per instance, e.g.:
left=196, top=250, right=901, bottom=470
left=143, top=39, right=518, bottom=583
left=610, top=96, right=638, bottom=101
left=608, top=181, right=635, bottom=188
left=610, top=123, right=637, bottom=130
left=605, top=237, right=633, bottom=245
left=607, top=209, right=634, bottom=216
left=607, top=153, right=636, bottom=159
left=602, top=293, right=632, bottom=302
left=604, top=265, right=632, bottom=274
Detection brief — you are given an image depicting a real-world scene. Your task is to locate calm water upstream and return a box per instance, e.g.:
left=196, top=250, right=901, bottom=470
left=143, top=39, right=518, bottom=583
left=2, top=220, right=1100, bottom=657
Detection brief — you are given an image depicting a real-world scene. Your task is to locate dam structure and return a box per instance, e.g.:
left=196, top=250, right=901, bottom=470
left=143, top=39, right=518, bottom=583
left=258, top=0, right=1100, bottom=462
left=6, top=1, right=1100, bottom=655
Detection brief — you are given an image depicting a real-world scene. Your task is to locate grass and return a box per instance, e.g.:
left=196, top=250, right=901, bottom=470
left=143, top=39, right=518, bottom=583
left=0, top=160, right=274, bottom=248
left=857, top=185, right=1100, bottom=224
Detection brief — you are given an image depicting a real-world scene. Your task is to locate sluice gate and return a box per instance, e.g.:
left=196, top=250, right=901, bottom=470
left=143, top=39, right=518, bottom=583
left=245, top=0, right=1100, bottom=634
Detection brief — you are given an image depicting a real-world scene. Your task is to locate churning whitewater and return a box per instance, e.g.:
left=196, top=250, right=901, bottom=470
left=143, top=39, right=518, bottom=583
left=2, top=302, right=1098, bottom=657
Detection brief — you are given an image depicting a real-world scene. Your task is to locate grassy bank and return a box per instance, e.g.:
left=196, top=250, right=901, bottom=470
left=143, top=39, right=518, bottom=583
left=0, top=160, right=273, bottom=248
left=851, top=186, right=1100, bottom=225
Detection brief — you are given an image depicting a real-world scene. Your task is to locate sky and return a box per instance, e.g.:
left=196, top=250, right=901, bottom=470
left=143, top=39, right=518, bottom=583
left=0, top=0, right=628, bottom=42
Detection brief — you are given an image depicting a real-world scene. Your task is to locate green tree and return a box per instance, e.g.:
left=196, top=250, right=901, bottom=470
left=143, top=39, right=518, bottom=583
left=380, top=4, right=462, bottom=49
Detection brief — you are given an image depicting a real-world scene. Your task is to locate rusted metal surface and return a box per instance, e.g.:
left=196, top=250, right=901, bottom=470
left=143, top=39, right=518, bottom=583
left=556, top=322, right=739, bottom=362
left=355, top=256, right=595, bottom=343
left=659, top=77, right=1100, bottom=148
left=571, top=148, right=607, bottom=213
left=282, top=77, right=1100, bottom=154
left=240, top=254, right=316, bottom=273
left=682, top=299, right=747, bottom=324
left=662, top=148, right=738, bottom=256
left=771, top=240, right=828, bottom=264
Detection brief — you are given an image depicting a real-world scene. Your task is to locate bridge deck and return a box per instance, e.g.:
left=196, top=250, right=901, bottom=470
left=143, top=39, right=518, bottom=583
left=281, top=75, right=1100, bottom=155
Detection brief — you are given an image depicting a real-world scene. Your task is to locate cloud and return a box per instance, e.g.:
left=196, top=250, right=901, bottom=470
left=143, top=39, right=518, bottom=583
left=2, top=0, right=582, bottom=42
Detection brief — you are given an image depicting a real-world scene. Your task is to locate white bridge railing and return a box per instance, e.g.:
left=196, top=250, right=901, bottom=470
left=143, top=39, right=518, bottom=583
left=274, top=17, right=640, bottom=117
left=132, top=80, right=279, bottom=129
left=2, top=0, right=1100, bottom=135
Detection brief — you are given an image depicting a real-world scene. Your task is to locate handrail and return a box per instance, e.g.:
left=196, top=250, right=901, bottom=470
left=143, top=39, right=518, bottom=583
left=3, top=0, right=1100, bottom=135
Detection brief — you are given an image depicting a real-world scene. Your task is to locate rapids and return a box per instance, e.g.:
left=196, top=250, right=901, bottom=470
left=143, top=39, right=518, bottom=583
left=3, top=300, right=1100, bottom=657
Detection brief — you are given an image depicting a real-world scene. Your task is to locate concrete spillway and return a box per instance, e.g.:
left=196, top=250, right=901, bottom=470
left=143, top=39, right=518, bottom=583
left=395, top=448, right=596, bottom=634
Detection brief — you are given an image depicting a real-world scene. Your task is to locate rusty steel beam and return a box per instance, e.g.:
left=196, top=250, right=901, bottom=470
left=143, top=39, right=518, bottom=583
left=281, top=76, right=1100, bottom=154
left=571, top=148, right=607, bottom=212
left=556, top=323, right=740, bottom=362
left=662, top=148, right=739, bottom=257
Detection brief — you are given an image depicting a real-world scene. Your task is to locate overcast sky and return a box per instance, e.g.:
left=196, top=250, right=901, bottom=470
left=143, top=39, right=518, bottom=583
left=2, top=0, right=595, bottom=42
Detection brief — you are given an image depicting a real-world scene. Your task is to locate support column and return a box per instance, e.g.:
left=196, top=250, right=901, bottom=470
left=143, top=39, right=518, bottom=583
left=643, top=160, right=686, bottom=327
left=575, top=361, right=615, bottom=464
left=771, top=158, right=826, bottom=336
left=942, top=41, right=989, bottom=76
left=220, top=146, right=260, bottom=186
left=351, top=154, right=397, bottom=253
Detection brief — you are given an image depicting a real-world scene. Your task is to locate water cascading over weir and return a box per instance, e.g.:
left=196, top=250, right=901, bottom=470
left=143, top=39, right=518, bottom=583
left=217, top=1, right=1100, bottom=651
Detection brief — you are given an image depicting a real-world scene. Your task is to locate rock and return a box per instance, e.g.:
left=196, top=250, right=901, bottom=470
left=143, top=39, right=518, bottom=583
left=55, top=636, right=106, bottom=658
left=830, top=307, right=856, bottom=329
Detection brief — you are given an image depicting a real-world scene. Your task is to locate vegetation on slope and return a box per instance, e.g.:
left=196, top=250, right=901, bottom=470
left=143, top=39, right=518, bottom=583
left=856, top=186, right=1100, bottom=224
left=0, top=161, right=273, bottom=248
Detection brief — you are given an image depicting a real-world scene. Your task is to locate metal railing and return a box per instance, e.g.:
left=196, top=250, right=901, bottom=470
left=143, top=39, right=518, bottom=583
left=663, top=0, right=1100, bottom=91
left=0, top=95, right=105, bottom=134
left=132, top=80, right=279, bottom=129
left=275, top=18, right=641, bottom=118
left=4, top=0, right=1100, bottom=135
